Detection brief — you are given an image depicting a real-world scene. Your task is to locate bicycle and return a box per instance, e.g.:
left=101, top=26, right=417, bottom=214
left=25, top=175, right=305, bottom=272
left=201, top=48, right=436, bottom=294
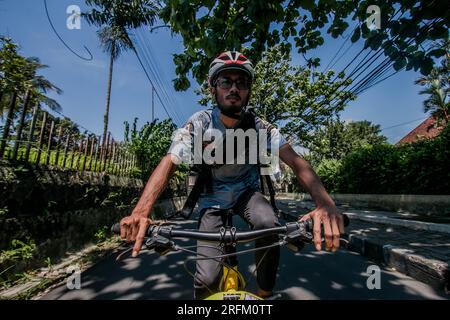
left=112, top=212, right=349, bottom=300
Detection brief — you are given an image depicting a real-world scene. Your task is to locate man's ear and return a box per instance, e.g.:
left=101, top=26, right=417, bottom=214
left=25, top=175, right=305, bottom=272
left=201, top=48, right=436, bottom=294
left=243, top=88, right=251, bottom=106
left=210, top=86, right=217, bottom=103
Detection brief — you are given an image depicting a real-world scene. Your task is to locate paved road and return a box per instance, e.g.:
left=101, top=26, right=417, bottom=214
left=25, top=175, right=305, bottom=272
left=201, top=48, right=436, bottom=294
left=40, top=219, right=448, bottom=300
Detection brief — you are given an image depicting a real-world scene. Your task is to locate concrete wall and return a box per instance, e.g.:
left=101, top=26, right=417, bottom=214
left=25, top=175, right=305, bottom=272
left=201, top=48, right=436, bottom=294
left=278, top=193, right=450, bottom=216
left=0, top=161, right=184, bottom=282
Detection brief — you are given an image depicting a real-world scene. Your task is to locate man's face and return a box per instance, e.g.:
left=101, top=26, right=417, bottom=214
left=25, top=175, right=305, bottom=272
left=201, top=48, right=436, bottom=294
left=210, top=70, right=251, bottom=115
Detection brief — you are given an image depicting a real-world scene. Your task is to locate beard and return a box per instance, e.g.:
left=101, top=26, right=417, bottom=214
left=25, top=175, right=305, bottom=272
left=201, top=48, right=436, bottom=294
left=216, top=93, right=248, bottom=117
left=217, top=101, right=243, bottom=114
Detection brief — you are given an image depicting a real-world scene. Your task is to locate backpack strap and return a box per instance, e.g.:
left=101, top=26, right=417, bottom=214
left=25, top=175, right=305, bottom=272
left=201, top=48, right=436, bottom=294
left=172, top=110, right=213, bottom=220
left=246, top=110, right=279, bottom=214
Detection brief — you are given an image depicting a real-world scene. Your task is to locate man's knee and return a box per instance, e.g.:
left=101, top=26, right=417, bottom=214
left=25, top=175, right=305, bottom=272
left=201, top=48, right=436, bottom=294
left=253, top=214, right=278, bottom=230
left=246, top=192, right=280, bottom=230
left=252, top=199, right=279, bottom=229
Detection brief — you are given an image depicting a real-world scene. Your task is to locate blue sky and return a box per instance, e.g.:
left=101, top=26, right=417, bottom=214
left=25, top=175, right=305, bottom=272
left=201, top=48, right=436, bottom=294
left=0, top=0, right=431, bottom=144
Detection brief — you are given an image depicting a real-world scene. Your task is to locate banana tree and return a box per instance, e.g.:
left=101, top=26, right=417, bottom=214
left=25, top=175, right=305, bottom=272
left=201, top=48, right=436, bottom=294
left=123, top=117, right=177, bottom=180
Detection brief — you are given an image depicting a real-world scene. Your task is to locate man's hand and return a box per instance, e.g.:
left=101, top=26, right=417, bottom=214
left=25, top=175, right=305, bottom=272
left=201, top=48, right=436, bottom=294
left=120, top=215, right=153, bottom=257
left=299, top=205, right=345, bottom=252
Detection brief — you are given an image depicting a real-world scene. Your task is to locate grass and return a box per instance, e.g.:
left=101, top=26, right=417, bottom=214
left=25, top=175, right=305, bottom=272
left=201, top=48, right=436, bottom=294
left=2, top=145, right=131, bottom=175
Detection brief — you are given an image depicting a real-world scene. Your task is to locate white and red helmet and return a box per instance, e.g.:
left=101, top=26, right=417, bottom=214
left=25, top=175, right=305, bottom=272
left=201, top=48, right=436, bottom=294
left=208, top=51, right=255, bottom=86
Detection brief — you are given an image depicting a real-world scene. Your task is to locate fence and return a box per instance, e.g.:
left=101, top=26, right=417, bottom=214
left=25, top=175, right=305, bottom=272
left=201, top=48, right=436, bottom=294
left=0, top=105, right=137, bottom=177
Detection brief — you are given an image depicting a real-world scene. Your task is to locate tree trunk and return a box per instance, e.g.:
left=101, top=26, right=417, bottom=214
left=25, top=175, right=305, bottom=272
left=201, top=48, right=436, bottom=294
left=24, top=105, right=39, bottom=162
left=0, top=91, right=18, bottom=158
left=12, top=90, right=31, bottom=160
left=102, top=46, right=115, bottom=161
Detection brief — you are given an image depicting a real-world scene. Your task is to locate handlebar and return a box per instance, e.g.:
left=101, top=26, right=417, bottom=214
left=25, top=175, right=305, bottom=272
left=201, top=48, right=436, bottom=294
left=111, top=214, right=349, bottom=245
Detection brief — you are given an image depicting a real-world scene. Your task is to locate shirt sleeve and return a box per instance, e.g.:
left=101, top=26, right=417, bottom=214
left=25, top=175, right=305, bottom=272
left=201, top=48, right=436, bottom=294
left=167, top=111, right=206, bottom=165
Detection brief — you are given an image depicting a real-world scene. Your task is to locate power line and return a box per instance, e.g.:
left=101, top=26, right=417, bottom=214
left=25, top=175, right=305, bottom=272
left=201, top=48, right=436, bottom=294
left=320, top=7, right=410, bottom=109
left=43, top=0, right=93, bottom=61
left=327, top=18, right=443, bottom=112
left=132, top=46, right=182, bottom=126
left=131, top=31, right=183, bottom=126
left=381, top=117, right=428, bottom=131
left=134, top=28, right=188, bottom=122
left=322, top=24, right=358, bottom=73
left=134, top=30, right=183, bottom=123
left=351, top=19, right=441, bottom=97
left=141, top=30, right=189, bottom=121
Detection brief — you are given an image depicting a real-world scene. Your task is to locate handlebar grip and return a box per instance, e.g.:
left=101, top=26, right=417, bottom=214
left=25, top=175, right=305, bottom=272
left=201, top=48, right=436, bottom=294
left=111, top=223, right=155, bottom=237
left=111, top=223, right=121, bottom=235
left=303, top=213, right=349, bottom=232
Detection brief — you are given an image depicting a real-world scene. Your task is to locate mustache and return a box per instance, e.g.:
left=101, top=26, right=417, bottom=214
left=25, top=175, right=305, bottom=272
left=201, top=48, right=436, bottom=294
left=226, top=94, right=240, bottom=99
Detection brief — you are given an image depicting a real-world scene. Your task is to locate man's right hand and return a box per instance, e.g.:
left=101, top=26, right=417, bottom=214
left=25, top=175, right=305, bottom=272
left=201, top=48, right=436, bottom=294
left=119, top=215, right=153, bottom=257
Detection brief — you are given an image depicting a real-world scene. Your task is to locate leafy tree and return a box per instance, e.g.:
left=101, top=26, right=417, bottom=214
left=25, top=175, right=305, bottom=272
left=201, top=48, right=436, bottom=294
left=159, top=0, right=449, bottom=90
left=305, top=119, right=388, bottom=166
left=287, top=119, right=387, bottom=192
left=82, top=0, right=160, bottom=150
left=414, top=39, right=449, bottom=125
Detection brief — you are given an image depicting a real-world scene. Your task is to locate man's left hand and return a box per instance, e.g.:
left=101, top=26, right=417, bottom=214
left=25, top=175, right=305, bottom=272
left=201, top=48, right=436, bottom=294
left=299, top=204, right=345, bottom=252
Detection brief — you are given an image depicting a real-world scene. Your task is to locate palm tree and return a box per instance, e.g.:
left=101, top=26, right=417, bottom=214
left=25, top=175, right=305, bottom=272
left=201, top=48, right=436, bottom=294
left=11, top=58, right=63, bottom=158
left=27, top=58, right=63, bottom=110
left=415, top=40, right=450, bottom=125
left=82, top=0, right=160, bottom=154
left=0, top=37, right=62, bottom=157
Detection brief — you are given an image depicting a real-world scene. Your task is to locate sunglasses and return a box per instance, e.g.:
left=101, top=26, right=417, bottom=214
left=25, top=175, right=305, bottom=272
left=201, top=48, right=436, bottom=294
left=215, top=78, right=250, bottom=90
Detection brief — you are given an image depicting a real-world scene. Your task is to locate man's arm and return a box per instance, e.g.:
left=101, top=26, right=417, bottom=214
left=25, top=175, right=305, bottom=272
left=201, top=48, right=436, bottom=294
left=120, top=154, right=177, bottom=256
left=279, top=144, right=345, bottom=252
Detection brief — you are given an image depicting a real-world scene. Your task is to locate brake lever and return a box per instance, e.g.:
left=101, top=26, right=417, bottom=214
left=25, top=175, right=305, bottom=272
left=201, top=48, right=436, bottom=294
left=284, top=226, right=313, bottom=253
left=145, top=235, right=175, bottom=256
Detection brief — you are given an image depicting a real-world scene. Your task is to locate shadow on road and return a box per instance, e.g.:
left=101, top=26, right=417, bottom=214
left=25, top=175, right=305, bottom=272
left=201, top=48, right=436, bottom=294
left=40, top=218, right=448, bottom=300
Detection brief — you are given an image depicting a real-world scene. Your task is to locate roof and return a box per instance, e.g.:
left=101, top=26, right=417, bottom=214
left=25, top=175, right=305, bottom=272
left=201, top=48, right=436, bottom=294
left=396, top=116, right=444, bottom=145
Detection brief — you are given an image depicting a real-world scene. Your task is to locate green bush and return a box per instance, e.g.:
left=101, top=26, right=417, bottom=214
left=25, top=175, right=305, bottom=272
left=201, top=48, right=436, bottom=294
left=94, top=226, right=109, bottom=243
left=337, top=125, right=450, bottom=194
left=339, top=144, right=401, bottom=194
left=0, top=238, right=37, bottom=262
left=123, top=117, right=176, bottom=181
left=397, top=125, right=450, bottom=194
left=315, top=159, right=342, bottom=193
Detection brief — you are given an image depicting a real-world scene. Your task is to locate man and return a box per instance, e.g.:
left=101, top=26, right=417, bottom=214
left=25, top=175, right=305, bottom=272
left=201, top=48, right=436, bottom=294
left=119, top=51, right=345, bottom=299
